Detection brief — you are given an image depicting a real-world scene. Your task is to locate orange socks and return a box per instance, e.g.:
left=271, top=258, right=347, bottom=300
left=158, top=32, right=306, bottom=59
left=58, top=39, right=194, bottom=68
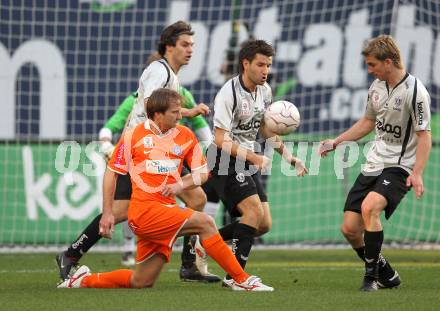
left=81, top=269, right=133, bottom=288
left=201, top=233, right=249, bottom=283
left=79, top=234, right=249, bottom=288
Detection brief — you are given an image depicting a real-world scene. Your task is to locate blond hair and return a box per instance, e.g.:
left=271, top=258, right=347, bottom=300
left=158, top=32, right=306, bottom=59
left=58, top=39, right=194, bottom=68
left=362, top=35, right=403, bottom=69
left=146, top=88, right=183, bottom=119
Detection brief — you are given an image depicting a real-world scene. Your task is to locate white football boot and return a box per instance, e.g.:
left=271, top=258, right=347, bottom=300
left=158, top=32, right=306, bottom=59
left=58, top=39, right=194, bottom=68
left=222, top=277, right=235, bottom=288
left=57, top=265, right=91, bottom=288
left=232, top=275, right=274, bottom=292
left=192, top=235, right=221, bottom=282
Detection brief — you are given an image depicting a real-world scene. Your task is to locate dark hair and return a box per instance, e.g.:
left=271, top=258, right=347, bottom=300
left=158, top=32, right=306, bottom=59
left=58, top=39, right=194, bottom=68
left=146, top=88, right=183, bottom=119
left=238, top=39, right=274, bottom=73
left=157, top=21, right=194, bottom=56
left=361, top=34, right=403, bottom=69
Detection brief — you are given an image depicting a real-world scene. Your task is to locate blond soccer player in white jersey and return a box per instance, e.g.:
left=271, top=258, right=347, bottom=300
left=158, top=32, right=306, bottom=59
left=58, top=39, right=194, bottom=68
left=319, top=34, right=432, bottom=291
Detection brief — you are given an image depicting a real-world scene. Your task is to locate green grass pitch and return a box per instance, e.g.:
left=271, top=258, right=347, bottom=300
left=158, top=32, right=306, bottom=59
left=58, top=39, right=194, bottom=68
left=0, top=249, right=439, bottom=311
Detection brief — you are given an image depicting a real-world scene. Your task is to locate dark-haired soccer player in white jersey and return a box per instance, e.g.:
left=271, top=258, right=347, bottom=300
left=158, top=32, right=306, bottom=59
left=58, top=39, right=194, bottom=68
left=207, top=39, right=308, bottom=287
left=319, top=35, right=431, bottom=291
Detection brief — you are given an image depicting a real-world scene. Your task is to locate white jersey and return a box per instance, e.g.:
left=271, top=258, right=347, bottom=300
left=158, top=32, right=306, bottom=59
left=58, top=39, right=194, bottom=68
left=127, top=59, right=180, bottom=128
left=363, top=73, right=431, bottom=173
left=213, top=75, right=272, bottom=151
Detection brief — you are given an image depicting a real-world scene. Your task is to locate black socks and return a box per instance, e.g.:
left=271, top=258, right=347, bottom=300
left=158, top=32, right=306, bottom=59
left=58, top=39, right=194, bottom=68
left=181, top=235, right=196, bottom=268
left=363, top=230, right=384, bottom=278
left=226, top=223, right=256, bottom=280
left=65, top=214, right=103, bottom=259
left=219, top=220, right=239, bottom=241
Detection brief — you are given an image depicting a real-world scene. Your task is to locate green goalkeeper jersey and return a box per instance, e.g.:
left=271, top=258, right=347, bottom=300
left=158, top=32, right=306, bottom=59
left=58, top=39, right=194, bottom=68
left=103, top=87, right=209, bottom=134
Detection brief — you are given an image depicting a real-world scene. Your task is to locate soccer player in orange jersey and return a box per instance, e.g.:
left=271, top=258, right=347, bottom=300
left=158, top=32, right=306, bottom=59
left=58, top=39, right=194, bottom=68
left=56, top=21, right=219, bottom=283
left=58, top=88, right=273, bottom=291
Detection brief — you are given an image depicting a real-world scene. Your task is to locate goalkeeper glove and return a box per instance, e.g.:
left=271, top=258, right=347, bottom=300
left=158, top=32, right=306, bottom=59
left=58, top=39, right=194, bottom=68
left=100, top=141, right=115, bottom=161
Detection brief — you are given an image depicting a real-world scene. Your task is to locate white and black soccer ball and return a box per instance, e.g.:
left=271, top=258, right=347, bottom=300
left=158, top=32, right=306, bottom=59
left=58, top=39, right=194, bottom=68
left=264, top=100, right=300, bottom=135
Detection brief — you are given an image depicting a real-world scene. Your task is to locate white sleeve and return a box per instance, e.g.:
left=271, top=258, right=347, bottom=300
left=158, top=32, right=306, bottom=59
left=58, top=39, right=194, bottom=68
left=364, top=83, right=378, bottom=120
left=195, top=126, right=213, bottom=146
left=213, top=83, right=234, bottom=131
left=140, top=62, right=168, bottom=99
left=128, top=62, right=169, bottom=128
left=264, top=82, right=273, bottom=108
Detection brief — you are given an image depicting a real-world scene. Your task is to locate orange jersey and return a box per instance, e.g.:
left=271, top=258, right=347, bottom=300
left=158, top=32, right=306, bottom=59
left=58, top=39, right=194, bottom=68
left=108, top=121, right=207, bottom=205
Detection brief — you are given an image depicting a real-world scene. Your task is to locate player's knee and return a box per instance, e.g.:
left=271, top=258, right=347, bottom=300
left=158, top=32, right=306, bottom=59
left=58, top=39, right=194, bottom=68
left=195, top=212, right=217, bottom=236
left=256, top=218, right=272, bottom=236
left=131, top=277, right=155, bottom=289
left=202, top=212, right=217, bottom=230
left=360, top=201, right=381, bottom=218
left=341, top=224, right=359, bottom=240
left=193, top=211, right=215, bottom=229
left=256, top=224, right=270, bottom=236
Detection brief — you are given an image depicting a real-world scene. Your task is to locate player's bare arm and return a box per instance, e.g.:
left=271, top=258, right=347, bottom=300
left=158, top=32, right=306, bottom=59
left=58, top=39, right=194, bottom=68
left=181, top=103, right=210, bottom=118
left=318, top=116, right=376, bottom=157
left=146, top=96, right=209, bottom=119
left=407, top=130, right=432, bottom=198
left=260, top=121, right=308, bottom=176
left=161, top=168, right=209, bottom=197
left=99, top=168, right=117, bottom=239
left=214, top=126, right=270, bottom=171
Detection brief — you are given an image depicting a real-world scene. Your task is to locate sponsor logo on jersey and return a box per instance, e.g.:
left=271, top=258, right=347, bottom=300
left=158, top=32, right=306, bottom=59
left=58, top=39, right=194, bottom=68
left=240, top=102, right=252, bottom=118
left=143, top=136, right=153, bottom=148
left=376, top=118, right=402, bottom=138
left=236, top=119, right=261, bottom=131
left=146, top=159, right=180, bottom=174
left=172, top=145, right=183, bottom=156
left=393, top=97, right=402, bottom=111
left=115, top=143, right=125, bottom=165
left=371, top=90, right=380, bottom=110
left=417, top=101, right=424, bottom=125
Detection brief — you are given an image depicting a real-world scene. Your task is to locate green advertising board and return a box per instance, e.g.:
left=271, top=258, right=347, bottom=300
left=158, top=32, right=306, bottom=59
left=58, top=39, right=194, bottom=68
left=0, top=141, right=439, bottom=246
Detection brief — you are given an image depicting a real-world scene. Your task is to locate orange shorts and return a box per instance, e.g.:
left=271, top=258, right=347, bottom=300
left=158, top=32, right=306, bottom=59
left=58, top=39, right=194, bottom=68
left=127, top=200, right=194, bottom=263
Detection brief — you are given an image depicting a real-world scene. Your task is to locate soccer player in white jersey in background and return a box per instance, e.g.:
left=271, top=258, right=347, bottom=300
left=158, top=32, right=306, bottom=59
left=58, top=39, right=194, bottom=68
left=319, top=34, right=432, bottom=291
left=206, top=39, right=308, bottom=287
left=56, top=20, right=220, bottom=284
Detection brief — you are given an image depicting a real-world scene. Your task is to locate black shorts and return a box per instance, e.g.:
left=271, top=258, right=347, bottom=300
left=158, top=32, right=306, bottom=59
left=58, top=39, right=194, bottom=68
left=208, top=170, right=268, bottom=218
left=344, top=167, right=410, bottom=219
left=114, top=173, right=132, bottom=200
left=201, top=179, right=220, bottom=203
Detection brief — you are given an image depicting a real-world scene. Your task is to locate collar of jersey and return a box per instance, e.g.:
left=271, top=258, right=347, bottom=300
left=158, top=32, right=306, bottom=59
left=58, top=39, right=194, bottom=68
left=148, top=119, right=175, bottom=137
left=385, top=72, right=409, bottom=94
left=144, top=119, right=151, bottom=130
left=160, top=57, right=177, bottom=74
left=239, top=74, right=253, bottom=94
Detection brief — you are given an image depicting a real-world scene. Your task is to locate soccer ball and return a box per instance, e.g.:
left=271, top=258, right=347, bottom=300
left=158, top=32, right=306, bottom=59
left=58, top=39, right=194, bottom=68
left=264, top=100, right=300, bottom=135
